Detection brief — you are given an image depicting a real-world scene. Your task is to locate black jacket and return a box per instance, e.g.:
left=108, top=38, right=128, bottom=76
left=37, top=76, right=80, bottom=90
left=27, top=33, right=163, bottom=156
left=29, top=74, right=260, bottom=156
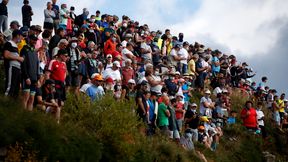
left=21, top=45, right=39, bottom=82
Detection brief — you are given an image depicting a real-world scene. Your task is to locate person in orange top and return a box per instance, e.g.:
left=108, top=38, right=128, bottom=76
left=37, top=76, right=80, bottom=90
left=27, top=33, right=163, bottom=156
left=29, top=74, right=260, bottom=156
left=104, top=34, right=117, bottom=56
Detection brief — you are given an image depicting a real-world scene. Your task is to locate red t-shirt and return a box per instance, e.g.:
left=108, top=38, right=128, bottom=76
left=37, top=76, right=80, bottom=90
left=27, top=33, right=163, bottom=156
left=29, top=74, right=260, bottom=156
left=241, top=107, right=257, bottom=128
left=104, top=39, right=116, bottom=56
left=175, top=102, right=184, bottom=119
left=122, top=67, right=134, bottom=86
left=48, top=60, right=67, bottom=82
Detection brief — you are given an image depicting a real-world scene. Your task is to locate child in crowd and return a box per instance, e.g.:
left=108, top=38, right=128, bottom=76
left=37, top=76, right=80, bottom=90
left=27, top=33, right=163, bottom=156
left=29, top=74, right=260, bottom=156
left=256, top=102, right=267, bottom=138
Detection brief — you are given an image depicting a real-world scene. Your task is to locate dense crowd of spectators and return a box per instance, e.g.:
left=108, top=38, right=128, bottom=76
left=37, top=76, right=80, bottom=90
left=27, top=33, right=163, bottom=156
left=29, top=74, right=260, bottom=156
left=1, top=0, right=288, bottom=152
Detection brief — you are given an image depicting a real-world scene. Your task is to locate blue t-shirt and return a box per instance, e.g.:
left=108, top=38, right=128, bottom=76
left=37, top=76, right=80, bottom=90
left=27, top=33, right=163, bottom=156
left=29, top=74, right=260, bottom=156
left=212, top=56, right=220, bottom=73
left=227, top=117, right=236, bottom=124
left=182, top=84, right=189, bottom=102
left=148, top=99, right=155, bottom=123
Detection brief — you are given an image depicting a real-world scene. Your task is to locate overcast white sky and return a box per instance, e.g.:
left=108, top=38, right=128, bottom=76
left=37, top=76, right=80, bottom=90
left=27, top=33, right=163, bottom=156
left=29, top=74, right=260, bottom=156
left=7, top=0, right=288, bottom=93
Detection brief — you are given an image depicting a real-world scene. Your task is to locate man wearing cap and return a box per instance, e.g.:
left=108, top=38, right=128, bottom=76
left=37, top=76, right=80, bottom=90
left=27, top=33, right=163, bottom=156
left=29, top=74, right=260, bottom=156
left=175, top=92, right=185, bottom=132
left=146, top=91, right=160, bottom=136
left=66, top=37, right=81, bottom=91
left=3, top=21, right=20, bottom=41
left=48, top=27, right=65, bottom=58
left=0, top=0, right=8, bottom=33
left=169, top=44, right=181, bottom=67
left=86, top=73, right=105, bottom=101
left=121, top=42, right=135, bottom=66
left=185, top=103, right=199, bottom=142
left=21, top=34, right=39, bottom=111
left=121, top=59, right=135, bottom=86
left=136, top=80, right=149, bottom=121
left=22, top=0, right=33, bottom=28
left=140, top=35, right=153, bottom=61
left=46, top=49, right=69, bottom=107
left=3, top=30, right=24, bottom=98
left=195, top=54, right=208, bottom=91
left=122, top=79, right=136, bottom=100
left=178, top=41, right=189, bottom=74
left=200, top=90, right=214, bottom=117
left=103, top=61, right=121, bottom=82
left=211, top=50, right=221, bottom=76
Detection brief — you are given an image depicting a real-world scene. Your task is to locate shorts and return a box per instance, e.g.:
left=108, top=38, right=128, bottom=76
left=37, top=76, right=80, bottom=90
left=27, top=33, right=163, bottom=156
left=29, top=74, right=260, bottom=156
left=54, top=80, right=66, bottom=103
left=23, top=80, right=37, bottom=95
left=66, top=70, right=80, bottom=87
left=44, top=22, right=53, bottom=30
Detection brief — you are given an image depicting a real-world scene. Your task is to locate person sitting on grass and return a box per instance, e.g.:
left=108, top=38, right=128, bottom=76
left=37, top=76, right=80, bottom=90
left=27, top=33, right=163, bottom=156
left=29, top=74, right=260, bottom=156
left=34, top=79, right=61, bottom=123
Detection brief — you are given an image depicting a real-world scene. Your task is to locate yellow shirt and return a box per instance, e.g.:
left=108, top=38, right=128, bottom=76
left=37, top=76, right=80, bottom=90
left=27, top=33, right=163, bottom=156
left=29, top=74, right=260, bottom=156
left=277, top=99, right=285, bottom=113
left=18, top=39, right=27, bottom=54
left=187, top=59, right=196, bottom=76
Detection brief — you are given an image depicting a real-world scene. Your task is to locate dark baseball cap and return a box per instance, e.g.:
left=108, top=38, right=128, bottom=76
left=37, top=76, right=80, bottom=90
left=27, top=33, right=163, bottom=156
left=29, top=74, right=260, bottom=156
left=12, top=30, right=23, bottom=38
left=29, top=34, right=38, bottom=40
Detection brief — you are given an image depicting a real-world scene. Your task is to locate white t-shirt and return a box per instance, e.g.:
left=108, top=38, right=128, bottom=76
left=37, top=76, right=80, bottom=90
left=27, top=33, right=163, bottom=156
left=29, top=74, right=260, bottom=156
left=256, top=109, right=264, bottom=126
left=201, top=59, right=209, bottom=73
left=178, top=48, right=188, bottom=65
left=148, top=75, right=162, bottom=94
left=121, top=40, right=128, bottom=47
left=140, top=42, right=152, bottom=60
left=121, top=48, right=133, bottom=66
left=80, top=82, right=93, bottom=93
left=200, top=96, right=213, bottom=115
left=103, top=68, right=121, bottom=81
left=169, top=49, right=178, bottom=66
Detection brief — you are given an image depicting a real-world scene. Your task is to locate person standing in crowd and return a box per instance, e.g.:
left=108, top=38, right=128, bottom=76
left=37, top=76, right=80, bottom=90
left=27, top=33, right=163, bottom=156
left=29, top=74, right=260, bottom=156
left=104, top=34, right=117, bottom=56
left=175, top=92, right=185, bottom=132
left=121, top=59, right=134, bottom=86
left=48, top=27, right=64, bottom=58
left=178, top=41, right=189, bottom=74
left=185, top=103, right=200, bottom=142
left=145, top=63, right=164, bottom=94
left=44, top=2, right=55, bottom=32
left=21, top=34, right=39, bottom=111
left=0, top=0, right=8, bottom=33
left=59, top=4, right=69, bottom=31
left=157, top=95, right=171, bottom=135
left=3, top=30, right=24, bottom=98
left=136, top=81, right=149, bottom=122
left=277, top=93, right=285, bottom=128
left=241, top=101, right=257, bottom=131
left=46, top=49, right=69, bottom=108
left=21, top=0, right=33, bottom=28
left=272, top=95, right=281, bottom=128
left=211, top=50, right=221, bottom=77
left=168, top=98, right=181, bottom=141
left=51, top=0, right=60, bottom=33
left=66, top=37, right=81, bottom=92
left=256, top=102, right=267, bottom=138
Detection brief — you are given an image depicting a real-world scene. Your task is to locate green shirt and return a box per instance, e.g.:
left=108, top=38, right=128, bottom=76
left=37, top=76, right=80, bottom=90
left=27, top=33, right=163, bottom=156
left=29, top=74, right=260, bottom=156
left=158, top=103, right=169, bottom=126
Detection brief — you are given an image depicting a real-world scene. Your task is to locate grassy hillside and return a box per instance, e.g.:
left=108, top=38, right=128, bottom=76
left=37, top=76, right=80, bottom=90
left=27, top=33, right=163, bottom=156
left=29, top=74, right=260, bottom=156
left=0, top=84, right=287, bottom=161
